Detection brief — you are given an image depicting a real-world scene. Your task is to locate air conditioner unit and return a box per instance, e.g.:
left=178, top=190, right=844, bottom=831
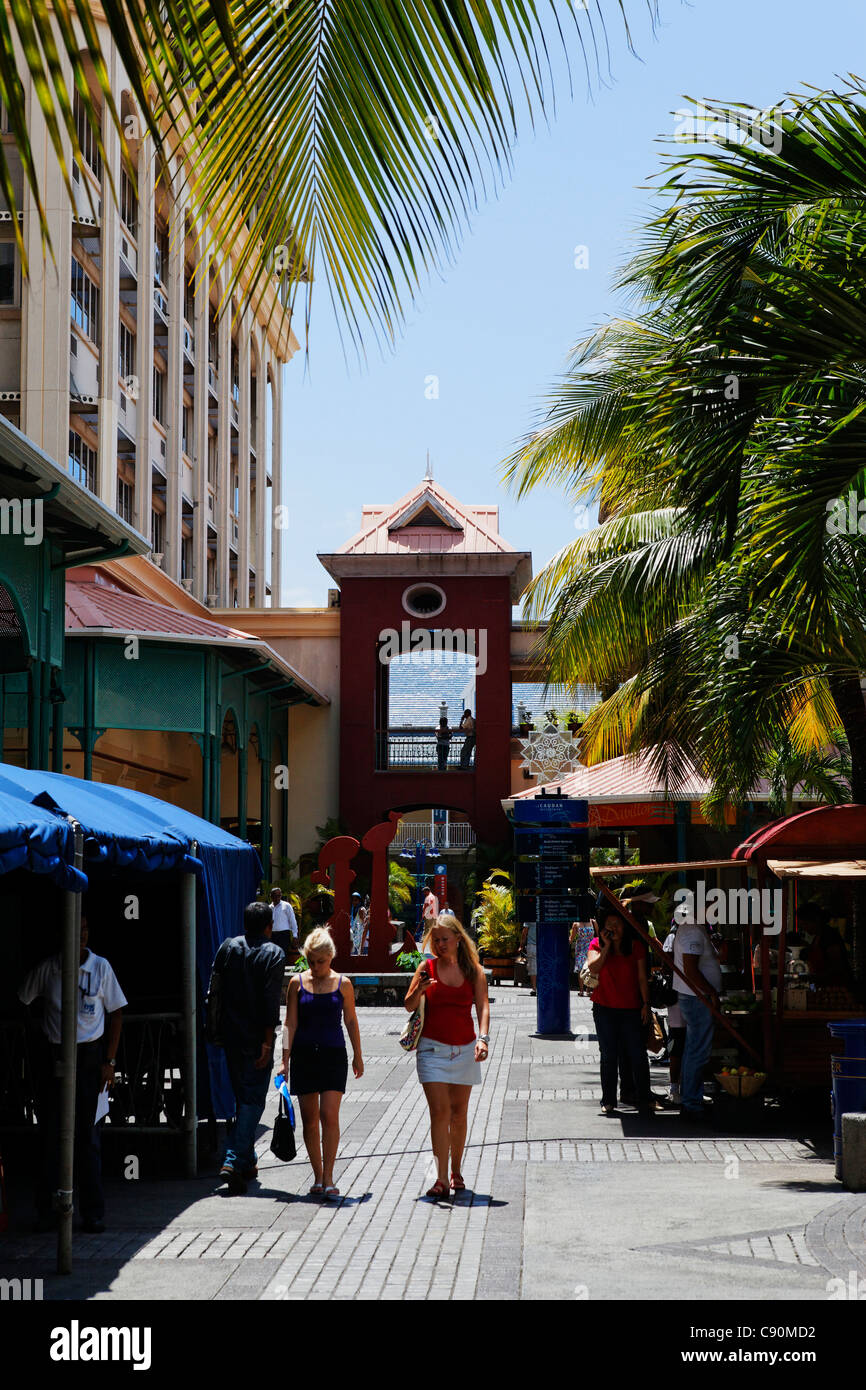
left=153, top=289, right=168, bottom=320
left=181, top=578, right=193, bottom=592
left=0, top=391, right=21, bottom=402
left=0, top=211, right=12, bottom=223
left=76, top=214, right=99, bottom=229
left=72, top=393, right=97, bottom=405
left=183, top=326, right=194, bottom=355
left=327, top=588, right=341, bottom=610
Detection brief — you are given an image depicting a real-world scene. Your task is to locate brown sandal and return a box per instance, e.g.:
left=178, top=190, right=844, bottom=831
left=450, top=1173, right=466, bottom=1191
left=426, top=1180, right=449, bottom=1197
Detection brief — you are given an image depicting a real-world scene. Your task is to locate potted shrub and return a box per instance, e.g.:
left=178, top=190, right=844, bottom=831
left=475, top=873, right=520, bottom=982
left=565, top=709, right=583, bottom=736
left=543, top=707, right=560, bottom=730
left=516, top=702, right=533, bottom=737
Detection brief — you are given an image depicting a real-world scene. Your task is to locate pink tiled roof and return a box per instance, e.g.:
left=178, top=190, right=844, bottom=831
left=64, top=577, right=330, bottom=705
left=511, top=750, right=781, bottom=804
left=66, top=579, right=254, bottom=641
left=337, top=480, right=515, bottom=557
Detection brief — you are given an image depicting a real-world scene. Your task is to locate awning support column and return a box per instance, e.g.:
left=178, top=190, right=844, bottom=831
left=181, top=842, right=198, bottom=1178
left=57, top=820, right=83, bottom=1274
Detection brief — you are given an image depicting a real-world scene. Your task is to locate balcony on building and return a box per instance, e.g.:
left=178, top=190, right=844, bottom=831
left=374, top=726, right=475, bottom=773
left=393, top=817, right=476, bottom=852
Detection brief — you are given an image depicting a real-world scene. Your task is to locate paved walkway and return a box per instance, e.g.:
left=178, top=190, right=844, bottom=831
left=1, top=989, right=862, bottom=1300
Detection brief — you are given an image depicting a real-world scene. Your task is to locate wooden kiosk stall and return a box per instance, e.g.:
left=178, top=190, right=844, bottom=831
left=731, top=804, right=866, bottom=1088
left=591, top=804, right=865, bottom=1090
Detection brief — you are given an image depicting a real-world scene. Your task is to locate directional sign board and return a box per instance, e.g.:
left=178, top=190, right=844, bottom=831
left=512, top=796, right=590, bottom=1036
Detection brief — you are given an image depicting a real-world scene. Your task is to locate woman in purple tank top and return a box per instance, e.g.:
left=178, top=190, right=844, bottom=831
left=278, top=928, right=363, bottom=1200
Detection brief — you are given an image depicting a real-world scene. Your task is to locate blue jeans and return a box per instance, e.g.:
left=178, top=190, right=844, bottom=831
left=678, top=994, right=716, bottom=1112
left=224, top=1046, right=272, bottom=1170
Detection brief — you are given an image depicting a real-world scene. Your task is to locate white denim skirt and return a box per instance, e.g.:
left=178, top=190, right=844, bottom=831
left=416, top=1037, right=481, bottom=1086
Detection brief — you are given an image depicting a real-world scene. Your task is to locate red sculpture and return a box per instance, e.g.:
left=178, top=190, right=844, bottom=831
left=312, top=835, right=358, bottom=962
left=316, top=813, right=403, bottom=971
left=361, top=811, right=401, bottom=970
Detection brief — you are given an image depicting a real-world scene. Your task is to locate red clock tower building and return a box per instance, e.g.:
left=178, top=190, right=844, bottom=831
left=318, top=472, right=531, bottom=852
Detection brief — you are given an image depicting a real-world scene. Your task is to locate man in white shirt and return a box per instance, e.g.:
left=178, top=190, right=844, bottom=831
left=270, top=887, right=298, bottom=939
left=18, top=913, right=127, bottom=1232
left=673, top=903, right=722, bottom=1123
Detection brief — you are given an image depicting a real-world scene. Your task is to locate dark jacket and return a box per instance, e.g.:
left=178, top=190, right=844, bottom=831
left=212, top=934, right=285, bottom=1052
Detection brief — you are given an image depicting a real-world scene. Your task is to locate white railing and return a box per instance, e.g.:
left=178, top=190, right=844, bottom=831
left=394, top=821, right=476, bottom=851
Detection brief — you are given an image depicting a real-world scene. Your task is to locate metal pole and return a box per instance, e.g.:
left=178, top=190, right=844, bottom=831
left=57, top=821, right=83, bottom=1275
left=181, top=841, right=198, bottom=1178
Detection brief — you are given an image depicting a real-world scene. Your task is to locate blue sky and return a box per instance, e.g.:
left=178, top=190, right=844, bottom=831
left=280, top=0, right=865, bottom=607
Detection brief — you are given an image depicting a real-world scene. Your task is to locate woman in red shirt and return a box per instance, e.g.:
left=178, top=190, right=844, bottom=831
left=404, top=913, right=490, bottom=1197
left=586, top=906, right=653, bottom=1116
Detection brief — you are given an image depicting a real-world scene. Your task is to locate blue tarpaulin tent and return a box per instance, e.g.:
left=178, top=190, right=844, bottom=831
left=0, top=765, right=262, bottom=1119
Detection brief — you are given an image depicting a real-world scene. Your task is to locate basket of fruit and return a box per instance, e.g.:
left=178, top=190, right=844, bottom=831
left=715, top=1067, right=767, bottom=1098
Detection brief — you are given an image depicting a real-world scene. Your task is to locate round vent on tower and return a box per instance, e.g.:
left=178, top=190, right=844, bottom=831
left=402, top=583, right=446, bottom=618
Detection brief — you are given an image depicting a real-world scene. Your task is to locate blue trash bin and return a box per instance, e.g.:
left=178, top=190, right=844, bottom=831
left=828, top=1019, right=866, bottom=1180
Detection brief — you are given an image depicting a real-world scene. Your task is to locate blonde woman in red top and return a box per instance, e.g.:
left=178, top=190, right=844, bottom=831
left=404, top=912, right=490, bottom=1197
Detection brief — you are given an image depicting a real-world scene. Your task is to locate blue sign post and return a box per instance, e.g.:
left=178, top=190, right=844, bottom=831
left=512, top=796, right=589, bottom=1037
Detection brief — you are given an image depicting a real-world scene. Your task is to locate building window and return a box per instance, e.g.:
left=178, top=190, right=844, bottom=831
left=207, top=433, right=217, bottom=485
left=73, top=88, right=102, bottom=182
left=119, top=167, right=138, bottom=238
left=181, top=535, right=192, bottom=580
left=182, top=404, right=192, bottom=457
left=71, top=257, right=100, bottom=344
left=118, top=321, right=135, bottom=381
left=0, top=243, right=17, bottom=306
left=153, top=365, right=166, bottom=425
left=116, top=476, right=133, bottom=523
left=68, top=430, right=96, bottom=491
left=208, top=313, right=218, bottom=364
left=184, top=274, right=195, bottom=326
left=232, top=471, right=239, bottom=516
left=151, top=508, right=165, bottom=554
left=154, top=225, right=168, bottom=286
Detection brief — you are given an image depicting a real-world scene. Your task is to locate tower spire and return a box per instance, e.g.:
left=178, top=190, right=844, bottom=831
left=423, top=450, right=433, bottom=482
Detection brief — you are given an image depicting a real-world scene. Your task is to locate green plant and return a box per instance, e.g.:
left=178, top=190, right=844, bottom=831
left=475, top=872, right=520, bottom=956
left=543, top=708, right=561, bottom=728
left=287, top=954, right=308, bottom=975
left=396, top=950, right=425, bottom=972
left=388, top=859, right=416, bottom=916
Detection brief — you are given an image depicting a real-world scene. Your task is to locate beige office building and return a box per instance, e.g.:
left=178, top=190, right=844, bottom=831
left=0, top=20, right=297, bottom=610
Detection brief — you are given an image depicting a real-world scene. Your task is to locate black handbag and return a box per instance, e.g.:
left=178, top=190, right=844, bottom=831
left=649, top=970, right=679, bottom=1010
left=270, top=1091, right=297, bottom=1162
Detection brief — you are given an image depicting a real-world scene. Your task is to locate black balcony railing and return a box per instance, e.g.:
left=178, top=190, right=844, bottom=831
left=375, top=728, right=476, bottom=772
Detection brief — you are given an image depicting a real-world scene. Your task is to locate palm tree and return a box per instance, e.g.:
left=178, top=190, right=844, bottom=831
left=387, top=858, right=415, bottom=918
left=1, top=2, right=648, bottom=347
left=504, top=86, right=866, bottom=974
left=474, top=871, right=520, bottom=956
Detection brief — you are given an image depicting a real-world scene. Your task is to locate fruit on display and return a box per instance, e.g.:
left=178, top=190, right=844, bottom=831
left=719, top=1067, right=766, bottom=1078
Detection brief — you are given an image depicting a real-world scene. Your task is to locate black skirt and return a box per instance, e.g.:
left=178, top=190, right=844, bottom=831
left=290, top=1043, right=349, bottom=1096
